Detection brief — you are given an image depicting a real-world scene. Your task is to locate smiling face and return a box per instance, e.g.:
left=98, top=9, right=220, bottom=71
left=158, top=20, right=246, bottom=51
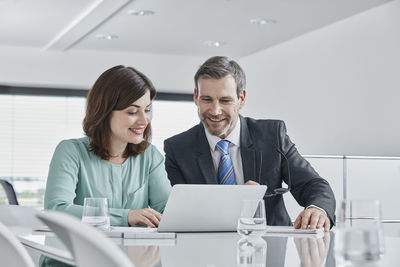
left=194, top=75, right=246, bottom=139
left=109, top=90, right=152, bottom=150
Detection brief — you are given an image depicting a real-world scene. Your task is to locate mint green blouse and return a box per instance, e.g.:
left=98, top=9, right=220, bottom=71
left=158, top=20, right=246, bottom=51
left=44, top=137, right=171, bottom=226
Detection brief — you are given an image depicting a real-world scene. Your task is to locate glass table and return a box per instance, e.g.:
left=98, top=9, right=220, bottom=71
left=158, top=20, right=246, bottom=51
left=15, top=223, right=400, bottom=267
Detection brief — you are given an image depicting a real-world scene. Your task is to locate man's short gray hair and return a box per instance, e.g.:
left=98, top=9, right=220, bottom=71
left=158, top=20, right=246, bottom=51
left=194, top=56, right=246, bottom=97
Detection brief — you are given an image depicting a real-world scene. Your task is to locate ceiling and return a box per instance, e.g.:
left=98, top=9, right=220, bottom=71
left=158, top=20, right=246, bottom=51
left=0, top=0, right=394, bottom=57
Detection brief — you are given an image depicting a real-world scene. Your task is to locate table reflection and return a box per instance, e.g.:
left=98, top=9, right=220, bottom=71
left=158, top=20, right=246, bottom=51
left=39, top=245, right=162, bottom=267
left=237, top=237, right=267, bottom=267
left=263, top=236, right=288, bottom=267
left=39, top=255, right=73, bottom=267
left=37, top=233, right=290, bottom=267
left=18, top=223, right=400, bottom=267
left=160, top=233, right=238, bottom=266
left=30, top=230, right=360, bottom=267
left=293, top=232, right=334, bottom=267
left=127, top=245, right=161, bottom=267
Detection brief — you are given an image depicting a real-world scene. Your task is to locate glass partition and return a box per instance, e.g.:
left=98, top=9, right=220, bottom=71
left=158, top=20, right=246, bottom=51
left=284, top=156, right=400, bottom=222
left=283, top=157, right=344, bottom=221
left=346, top=157, right=400, bottom=220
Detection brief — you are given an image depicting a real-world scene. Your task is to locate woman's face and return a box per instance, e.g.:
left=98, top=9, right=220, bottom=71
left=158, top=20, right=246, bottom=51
left=109, top=90, right=152, bottom=147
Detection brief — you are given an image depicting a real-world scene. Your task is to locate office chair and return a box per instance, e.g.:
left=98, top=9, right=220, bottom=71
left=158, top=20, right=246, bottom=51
left=0, top=179, right=19, bottom=205
left=0, top=205, right=42, bottom=228
left=0, top=221, right=36, bottom=267
left=37, top=211, right=134, bottom=267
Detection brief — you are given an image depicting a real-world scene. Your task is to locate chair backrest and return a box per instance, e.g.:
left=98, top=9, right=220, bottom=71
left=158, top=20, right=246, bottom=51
left=0, top=205, right=42, bottom=228
left=0, top=221, right=35, bottom=267
left=0, top=179, right=19, bottom=205
left=37, top=211, right=134, bottom=267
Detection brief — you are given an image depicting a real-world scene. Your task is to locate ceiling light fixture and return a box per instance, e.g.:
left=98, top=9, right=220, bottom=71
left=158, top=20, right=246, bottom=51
left=94, top=34, right=119, bottom=40
left=128, top=10, right=155, bottom=16
left=203, top=41, right=226, bottom=47
left=250, top=18, right=277, bottom=25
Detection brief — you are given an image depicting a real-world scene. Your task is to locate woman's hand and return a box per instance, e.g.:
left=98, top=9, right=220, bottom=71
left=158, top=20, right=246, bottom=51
left=128, top=208, right=162, bottom=228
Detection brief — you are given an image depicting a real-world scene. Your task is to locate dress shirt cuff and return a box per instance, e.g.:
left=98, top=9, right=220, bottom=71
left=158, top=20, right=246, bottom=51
left=306, top=205, right=327, bottom=216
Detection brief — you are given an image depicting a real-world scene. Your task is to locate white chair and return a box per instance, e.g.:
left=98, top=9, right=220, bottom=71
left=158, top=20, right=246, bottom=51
left=37, top=210, right=134, bottom=267
left=0, top=205, right=43, bottom=264
left=0, top=205, right=42, bottom=228
left=0, top=221, right=35, bottom=267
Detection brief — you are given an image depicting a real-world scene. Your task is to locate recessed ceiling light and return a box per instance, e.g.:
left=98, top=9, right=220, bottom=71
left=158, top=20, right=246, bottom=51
left=250, top=18, right=277, bottom=25
left=128, top=10, right=155, bottom=16
left=203, top=41, right=226, bottom=47
left=94, top=34, right=119, bottom=40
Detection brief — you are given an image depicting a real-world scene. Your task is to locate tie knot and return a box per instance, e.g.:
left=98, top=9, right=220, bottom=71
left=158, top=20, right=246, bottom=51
left=216, top=140, right=230, bottom=155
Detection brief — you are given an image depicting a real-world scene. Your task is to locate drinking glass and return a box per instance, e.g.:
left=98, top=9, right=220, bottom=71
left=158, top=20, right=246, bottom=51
left=335, top=199, right=385, bottom=265
left=81, top=197, right=110, bottom=231
left=237, top=199, right=266, bottom=237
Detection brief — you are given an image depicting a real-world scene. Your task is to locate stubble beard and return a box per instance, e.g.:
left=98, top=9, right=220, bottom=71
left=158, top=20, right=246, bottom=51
left=197, top=108, right=232, bottom=138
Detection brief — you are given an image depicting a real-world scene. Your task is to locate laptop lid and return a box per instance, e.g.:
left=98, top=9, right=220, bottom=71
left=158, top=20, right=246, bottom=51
left=158, top=184, right=267, bottom=232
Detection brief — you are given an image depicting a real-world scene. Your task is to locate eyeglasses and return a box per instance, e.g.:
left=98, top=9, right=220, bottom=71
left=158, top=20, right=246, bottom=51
left=258, top=149, right=291, bottom=197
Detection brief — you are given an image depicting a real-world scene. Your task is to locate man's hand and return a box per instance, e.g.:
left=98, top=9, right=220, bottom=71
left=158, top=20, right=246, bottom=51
left=244, top=180, right=260, bottom=185
left=294, top=207, right=330, bottom=232
left=128, top=208, right=162, bottom=228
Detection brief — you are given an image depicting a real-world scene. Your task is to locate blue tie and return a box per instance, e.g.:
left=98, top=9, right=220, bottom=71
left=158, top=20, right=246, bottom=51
left=216, top=140, right=235, bottom=185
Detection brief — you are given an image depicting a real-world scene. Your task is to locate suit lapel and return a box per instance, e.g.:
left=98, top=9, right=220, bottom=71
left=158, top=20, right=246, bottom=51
left=198, top=155, right=218, bottom=184
left=240, top=116, right=258, bottom=183
left=195, top=123, right=218, bottom=184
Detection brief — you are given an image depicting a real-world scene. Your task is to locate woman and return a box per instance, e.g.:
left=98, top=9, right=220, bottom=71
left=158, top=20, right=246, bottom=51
left=44, top=65, right=171, bottom=227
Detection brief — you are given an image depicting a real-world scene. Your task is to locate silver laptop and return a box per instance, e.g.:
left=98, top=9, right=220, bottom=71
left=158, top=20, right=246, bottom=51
left=158, top=184, right=267, bottom=232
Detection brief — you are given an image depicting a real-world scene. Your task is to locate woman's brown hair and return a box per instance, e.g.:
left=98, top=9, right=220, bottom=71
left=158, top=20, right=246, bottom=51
left=83, top=65, right=156, bottom=159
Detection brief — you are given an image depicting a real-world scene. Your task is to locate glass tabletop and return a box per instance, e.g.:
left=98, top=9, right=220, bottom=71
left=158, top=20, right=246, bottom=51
left=17, top=223, right=400, bottom=267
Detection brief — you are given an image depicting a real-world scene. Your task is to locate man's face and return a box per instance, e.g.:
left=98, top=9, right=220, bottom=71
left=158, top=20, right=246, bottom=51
left=194, top=75, right=246, bottom=139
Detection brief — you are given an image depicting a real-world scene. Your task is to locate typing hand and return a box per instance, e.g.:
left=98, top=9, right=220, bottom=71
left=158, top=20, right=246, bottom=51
left=128, top=208, right=162, bottom=228
left=294, top=207, right=330, bottom=232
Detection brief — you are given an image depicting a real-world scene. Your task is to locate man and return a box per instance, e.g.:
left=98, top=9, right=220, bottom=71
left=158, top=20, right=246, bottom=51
left=164, top=56, right=335, bottom=231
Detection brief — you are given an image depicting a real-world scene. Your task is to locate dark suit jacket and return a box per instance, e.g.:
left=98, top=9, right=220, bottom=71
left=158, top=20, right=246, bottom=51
left=164, top=116, right=336, bottom=226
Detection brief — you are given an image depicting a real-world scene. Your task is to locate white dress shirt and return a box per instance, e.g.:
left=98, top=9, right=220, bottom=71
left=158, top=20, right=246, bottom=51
left=203, top=118, right=327, bottom=215
left=204, top=119, right=244, bottom=185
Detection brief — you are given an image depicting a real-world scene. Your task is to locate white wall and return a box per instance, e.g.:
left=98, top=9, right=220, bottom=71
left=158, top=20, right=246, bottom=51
left=240, top=0, right=400, bottom=156
left=0, top=46, right=202, bottom=93
left=1, top=1, right=399, bottom=156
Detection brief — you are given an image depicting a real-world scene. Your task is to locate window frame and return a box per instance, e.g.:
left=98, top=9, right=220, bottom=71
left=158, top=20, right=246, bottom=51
left=0, top=84, right=193, bottom=101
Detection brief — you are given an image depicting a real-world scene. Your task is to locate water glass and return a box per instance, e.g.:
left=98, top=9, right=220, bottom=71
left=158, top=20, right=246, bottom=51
left=81, top=197, right=110, bottom=231
left=335, top=199, right=385, bottom=264
left=237, top=199, right=266, bottom=237
left=237, top=237, right=266, bottom=267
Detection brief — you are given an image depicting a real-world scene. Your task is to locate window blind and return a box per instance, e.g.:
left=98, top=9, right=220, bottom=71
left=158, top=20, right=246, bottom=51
left=0, top=94, right=198, bottom=207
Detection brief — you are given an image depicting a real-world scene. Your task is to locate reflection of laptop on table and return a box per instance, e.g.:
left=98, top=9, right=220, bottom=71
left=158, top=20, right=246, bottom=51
left=160, top=232, right=239, bottom=266
left=158, top=184, right=267, bottom=232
